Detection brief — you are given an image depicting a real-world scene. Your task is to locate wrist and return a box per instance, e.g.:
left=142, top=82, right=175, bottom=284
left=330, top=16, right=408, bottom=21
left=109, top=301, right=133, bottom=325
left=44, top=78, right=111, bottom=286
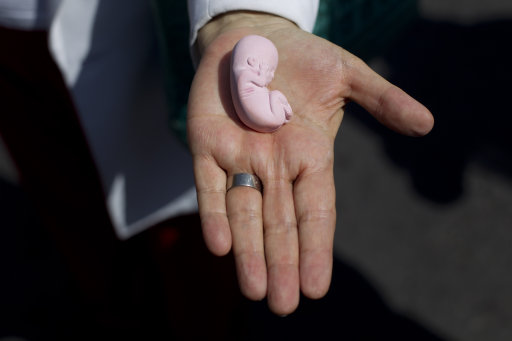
left=197, top=11, right=297, bottom=58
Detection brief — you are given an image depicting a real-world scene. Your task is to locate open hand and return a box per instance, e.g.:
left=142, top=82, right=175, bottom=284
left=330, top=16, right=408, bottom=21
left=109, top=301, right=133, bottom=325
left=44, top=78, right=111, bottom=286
left=187, top=12, right=433, bottom=315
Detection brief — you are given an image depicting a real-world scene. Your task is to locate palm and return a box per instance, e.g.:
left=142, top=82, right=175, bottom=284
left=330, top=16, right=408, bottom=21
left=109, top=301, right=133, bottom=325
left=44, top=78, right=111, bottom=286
left=188, top=26, right=433, bottom=315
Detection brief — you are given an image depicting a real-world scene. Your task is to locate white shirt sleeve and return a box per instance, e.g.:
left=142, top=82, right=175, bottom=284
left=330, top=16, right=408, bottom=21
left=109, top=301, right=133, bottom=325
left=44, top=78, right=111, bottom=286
left=0, top=0, right=61, bottom=30
left=187, top=0, right=319, bottom=46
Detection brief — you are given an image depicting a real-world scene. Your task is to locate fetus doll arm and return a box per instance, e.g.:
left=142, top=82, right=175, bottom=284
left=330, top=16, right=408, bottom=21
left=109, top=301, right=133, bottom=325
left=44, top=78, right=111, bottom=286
left=240, top=58, right=268, bottom=87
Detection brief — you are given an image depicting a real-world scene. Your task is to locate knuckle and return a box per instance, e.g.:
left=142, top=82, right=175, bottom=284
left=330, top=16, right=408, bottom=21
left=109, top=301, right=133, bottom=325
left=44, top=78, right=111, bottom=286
left=201, top=210, right=226, bottom=221
left=267, top=262, right=297, bottom=273
left=263, top=177, right=292, bottom=191
left=300, top=246, right=333, bottom=259
left=264, top=218, right=297, bottom=236
left=228, top=207, right=260, bottom=224
left=233, top=248, right=262, bottom=262
left=198, top=186, right=225, bottom=195
left=298, top=209, right=335, bottom=226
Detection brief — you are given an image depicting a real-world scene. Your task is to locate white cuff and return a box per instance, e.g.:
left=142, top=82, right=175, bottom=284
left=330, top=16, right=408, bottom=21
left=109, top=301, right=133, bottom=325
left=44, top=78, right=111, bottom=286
left=0, top=0, right=61, bottom=30
left=187, top=0, right=319, bottom=46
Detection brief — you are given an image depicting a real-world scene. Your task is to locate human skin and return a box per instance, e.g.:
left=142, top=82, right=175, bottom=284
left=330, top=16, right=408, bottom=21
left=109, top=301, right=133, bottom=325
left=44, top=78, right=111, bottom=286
left=231, top=35, right=292, bottom=132
left=188, top=11, right=434, bottom=315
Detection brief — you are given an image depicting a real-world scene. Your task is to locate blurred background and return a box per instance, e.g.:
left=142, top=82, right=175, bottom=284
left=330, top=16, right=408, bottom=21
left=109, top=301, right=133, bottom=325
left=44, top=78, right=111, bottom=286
left=1, top=0, right=512, bottom=340
left=332, top=0, right=512, bottom=339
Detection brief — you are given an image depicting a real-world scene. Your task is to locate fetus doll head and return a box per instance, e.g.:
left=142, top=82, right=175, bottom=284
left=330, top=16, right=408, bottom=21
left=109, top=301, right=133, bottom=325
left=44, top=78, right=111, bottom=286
left=232, top=35, right=279, bottom=84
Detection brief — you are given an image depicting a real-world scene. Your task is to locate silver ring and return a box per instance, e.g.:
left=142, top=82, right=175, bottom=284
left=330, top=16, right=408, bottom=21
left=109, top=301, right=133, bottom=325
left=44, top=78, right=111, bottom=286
left=227, top=173, right=263, bottom=193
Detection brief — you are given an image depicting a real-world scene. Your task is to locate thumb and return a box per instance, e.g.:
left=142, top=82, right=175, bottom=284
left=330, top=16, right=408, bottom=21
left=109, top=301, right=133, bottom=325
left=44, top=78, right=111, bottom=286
left=345, top=54, right=434, bottom=136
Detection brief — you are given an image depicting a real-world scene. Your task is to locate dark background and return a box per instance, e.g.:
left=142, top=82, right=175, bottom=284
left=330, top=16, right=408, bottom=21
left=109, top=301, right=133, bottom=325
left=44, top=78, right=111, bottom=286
left=331, top=1, right=512, bottom=340
left=1, top=0, right=511, bottom=340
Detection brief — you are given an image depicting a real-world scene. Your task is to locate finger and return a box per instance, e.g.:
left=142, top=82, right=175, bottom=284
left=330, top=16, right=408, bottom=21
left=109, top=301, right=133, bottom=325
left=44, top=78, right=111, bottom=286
left=263, top=177, right=300, bottom=315
left=194, top=156, right=231, bottom=256
left=346, top=54, right=434, bottom=136
left=294, top=168, right=336, bottom=299
left=226, top=177, right=267, bottom=301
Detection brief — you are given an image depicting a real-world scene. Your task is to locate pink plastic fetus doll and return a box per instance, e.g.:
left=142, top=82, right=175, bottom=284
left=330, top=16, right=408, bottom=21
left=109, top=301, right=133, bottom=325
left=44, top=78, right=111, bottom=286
left=230, top=35, right=293, bottom=132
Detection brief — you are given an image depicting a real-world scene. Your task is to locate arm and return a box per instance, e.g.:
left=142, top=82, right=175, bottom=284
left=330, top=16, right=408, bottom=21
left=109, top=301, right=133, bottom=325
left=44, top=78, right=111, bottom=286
left=239, top=67, right=267, bottom=88
left=188, top=11, right=433, bottom=315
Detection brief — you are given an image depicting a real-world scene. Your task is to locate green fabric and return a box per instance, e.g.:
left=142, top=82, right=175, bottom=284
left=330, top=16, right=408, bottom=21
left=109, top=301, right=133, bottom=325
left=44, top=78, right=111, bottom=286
left=314, top=0, right=419, bottom=60
left=152, top=0, right=419, bottom=147
left=151, top=0, right=194, bottom=147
